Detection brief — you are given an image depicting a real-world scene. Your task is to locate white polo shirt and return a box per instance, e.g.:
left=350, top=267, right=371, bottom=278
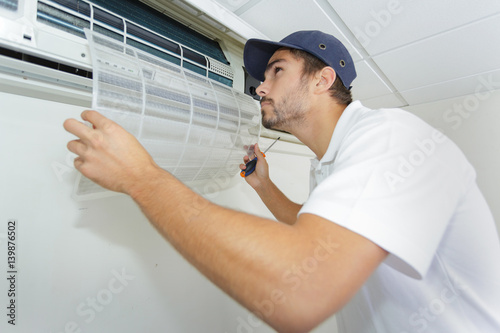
left=299, top=101, right=500, bottom=332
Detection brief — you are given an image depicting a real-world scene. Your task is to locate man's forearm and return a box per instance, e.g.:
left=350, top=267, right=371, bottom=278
left=127, top=167, right=387, bottom=333
left=253, top=180, right=302, bottom=225
left=127, top=167, right=314, bottom=332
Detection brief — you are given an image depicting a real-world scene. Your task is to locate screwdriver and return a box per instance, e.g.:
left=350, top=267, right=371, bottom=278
left=240, top=137, right=280, bottom=177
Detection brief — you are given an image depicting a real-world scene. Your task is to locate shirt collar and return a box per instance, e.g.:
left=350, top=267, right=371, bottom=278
left=311, top=100, right=364, bottom=169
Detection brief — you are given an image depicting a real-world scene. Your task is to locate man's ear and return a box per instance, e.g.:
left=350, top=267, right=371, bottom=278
left=314, top=67, right=336, bottom=94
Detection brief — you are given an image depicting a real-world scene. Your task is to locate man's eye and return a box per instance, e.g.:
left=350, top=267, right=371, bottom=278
left=274, top=67, right=282, bottom=74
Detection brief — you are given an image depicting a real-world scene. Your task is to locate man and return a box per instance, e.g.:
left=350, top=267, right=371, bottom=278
left=64, top=30, right=500, bottom=332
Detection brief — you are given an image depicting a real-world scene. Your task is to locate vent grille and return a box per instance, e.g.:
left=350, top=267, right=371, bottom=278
left=0, top=45, right=93, bottom=79
left=35, top=0, right=234, bottom=86
left=37, top=2, right=90, bottom=38
left=0, top=0, right=19, bottom=11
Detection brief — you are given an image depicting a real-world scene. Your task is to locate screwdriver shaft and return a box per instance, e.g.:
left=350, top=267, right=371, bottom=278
left=262, top=137, right=280, bottom=155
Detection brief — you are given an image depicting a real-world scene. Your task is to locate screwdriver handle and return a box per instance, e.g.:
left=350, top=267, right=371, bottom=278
left=240, top=157, right=258, bottom=177
left=240, top=137, right=279, bottom=178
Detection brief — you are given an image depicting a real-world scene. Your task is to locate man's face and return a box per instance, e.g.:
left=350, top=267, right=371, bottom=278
left=257, top=49, right=312, bottom=131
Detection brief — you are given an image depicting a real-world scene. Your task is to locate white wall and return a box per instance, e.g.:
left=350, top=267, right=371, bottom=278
left=0, top=92, right=236, bottom=333
left=404, top=87, right=500, bottom=237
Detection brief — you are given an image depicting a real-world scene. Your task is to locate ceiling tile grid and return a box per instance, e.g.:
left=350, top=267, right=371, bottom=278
left=400, top=68, right=500, bottom=105
left=372, top=14, right=500, bottom=91
left=350, top=60, right=393, bottom=100
left=236, top=0, right=361, bottom=59
left=328, top=0, right=500, bottom=55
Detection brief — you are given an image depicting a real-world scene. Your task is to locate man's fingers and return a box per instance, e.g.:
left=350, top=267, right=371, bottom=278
left=242, top=143, right=258, bottom=164
left=254, top=143, right=264, bottom=159
left=63, top=118, right=92, bottom=140
left=67, top=139, right=88, bottom=156
left=81, top=110, right=113, bottom=130
left=73, top=156, right=84, bottom=170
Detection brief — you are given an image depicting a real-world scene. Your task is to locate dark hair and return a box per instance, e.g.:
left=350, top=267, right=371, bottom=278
left=286, top=48, right=353, bottom=105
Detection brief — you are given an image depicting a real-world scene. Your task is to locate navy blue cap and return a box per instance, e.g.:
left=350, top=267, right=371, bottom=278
left=244, top=30, right=356, bottom=89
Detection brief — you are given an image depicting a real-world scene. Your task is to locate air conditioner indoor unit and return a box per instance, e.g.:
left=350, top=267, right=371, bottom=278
left=0, top=0, right=241, bottom=100
left=0, top=0, right=297, bottom=136
left=0, top=0, right=302, bottom=200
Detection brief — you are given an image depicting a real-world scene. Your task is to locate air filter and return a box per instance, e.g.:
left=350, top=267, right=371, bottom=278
left=73, top=30, right=260, bottom=200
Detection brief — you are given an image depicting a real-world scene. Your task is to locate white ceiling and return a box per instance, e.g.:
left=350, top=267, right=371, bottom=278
left=185, top=0, right=500, bottom=108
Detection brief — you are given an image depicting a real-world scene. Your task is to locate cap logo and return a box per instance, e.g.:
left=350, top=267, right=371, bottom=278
left=339, top=60, right=346, bottom=67
left=319, top=43, right=326, bottom=50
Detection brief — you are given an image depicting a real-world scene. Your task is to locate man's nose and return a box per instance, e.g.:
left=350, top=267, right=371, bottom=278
left=256, top=80, right=269, bottom=97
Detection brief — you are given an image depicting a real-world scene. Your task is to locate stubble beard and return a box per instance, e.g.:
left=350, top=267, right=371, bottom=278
left=261, top=79, right=310, bottom=131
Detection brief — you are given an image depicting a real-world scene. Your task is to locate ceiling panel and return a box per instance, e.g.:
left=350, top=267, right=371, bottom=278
left=236, top=0, right=363, bottom=61
left=351, top=60, right=393, bottom=100
left=400, top=69, right=500, bottom=105
left=328, top=0, right=500, bottom=55
left=372, top=15, right=500, bottom=91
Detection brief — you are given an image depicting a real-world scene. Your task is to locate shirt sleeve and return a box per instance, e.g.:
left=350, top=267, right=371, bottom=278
left=299, top=110, right=473, bottom=279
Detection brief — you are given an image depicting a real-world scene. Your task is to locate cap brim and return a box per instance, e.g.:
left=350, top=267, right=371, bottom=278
left=243, top=38, right=304, bottom=82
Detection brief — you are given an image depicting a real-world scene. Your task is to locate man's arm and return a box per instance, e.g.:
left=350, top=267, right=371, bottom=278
left=64, top=111, right=388, bottom=332
left=241, top=143, right=302, bottom=224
